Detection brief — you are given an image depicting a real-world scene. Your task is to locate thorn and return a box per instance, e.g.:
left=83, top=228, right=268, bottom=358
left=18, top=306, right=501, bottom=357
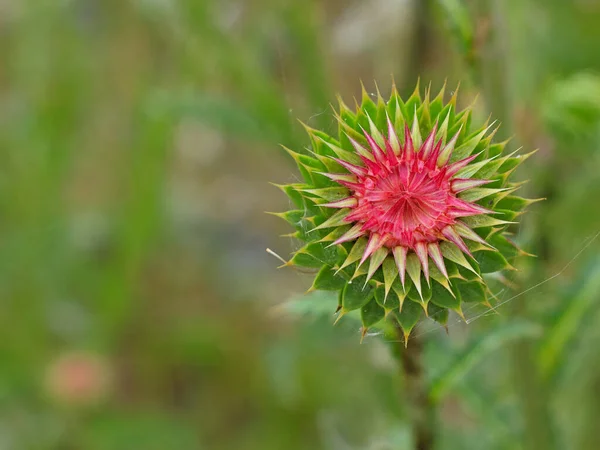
left=305, top=286, right=316, bottom=294
left=359, top=79, right=369, bottom=100
left=321, top=197, right=358, bottom=209
left=455, top=306, right=466, bottom=322
left=330, top=223, right=364, bottom=246
left=332, top=157, right=367, bottom=177
left=420, top=122, right=438, bottom=159
left=373, top=80, right=384, bottom=102
left=415, top=242, right=430, bottom=286
left=361, top=122, right=386, bottom=160
left=266, top=248, right=288, bottom=265
left=386, top=112, right=401, bottom=155
left=393, top=246, right=408, bottom=289
left=359, top=233, right=386, bottom=267
left=333, top=310, right=346, bottom=325
left=404, top=124, right=414, bottom=159
left=446, top=152, right=480, bottom=178
left=390, top=75, right=398, bottom=95
left=413, top=77, right=421, bottom=97
left=428, top=243, right=448, bottom=281
left=437, top=124, right=463, bottom=166
left=360, top=327, right=368, bottom=343
left=451, top=178, right=493, bottom=193
left=454, top=222, right=497, bottom=250
left=442, top=225, right=473, bottom=259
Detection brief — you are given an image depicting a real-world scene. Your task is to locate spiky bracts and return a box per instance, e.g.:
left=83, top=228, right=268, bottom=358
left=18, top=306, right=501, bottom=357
left=272, top=83, right=536, bottom=343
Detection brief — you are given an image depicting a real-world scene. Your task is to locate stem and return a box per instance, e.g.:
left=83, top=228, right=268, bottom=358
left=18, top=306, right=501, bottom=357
left=393, top=321, right=434, bottom=450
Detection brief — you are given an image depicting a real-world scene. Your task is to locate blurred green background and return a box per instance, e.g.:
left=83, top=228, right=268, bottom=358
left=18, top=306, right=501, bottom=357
left=2, top=0, right=600, bottom=449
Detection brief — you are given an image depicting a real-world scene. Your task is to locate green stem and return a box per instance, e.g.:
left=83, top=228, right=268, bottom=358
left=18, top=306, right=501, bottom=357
left=393, top=321, right=435, bottom=450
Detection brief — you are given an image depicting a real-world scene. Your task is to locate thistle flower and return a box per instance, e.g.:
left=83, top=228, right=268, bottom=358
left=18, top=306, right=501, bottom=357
left=271, top=83, right=536, bottom=343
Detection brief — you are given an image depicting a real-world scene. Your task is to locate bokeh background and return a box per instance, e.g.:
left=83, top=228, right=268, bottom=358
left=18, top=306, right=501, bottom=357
left=2, top=0, right=600, bottom=449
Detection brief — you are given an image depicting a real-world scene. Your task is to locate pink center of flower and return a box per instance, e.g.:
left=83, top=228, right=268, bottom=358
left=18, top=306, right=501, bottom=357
left=347, top=159, right=454, bottom=248
left=322, top=124, right=492, bottom=257
left=320, top=122, right=494, bottom=285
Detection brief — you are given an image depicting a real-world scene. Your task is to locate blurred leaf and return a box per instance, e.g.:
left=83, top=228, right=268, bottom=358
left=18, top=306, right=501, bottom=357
left=151, top=90, right=267, bottom=142
left=285, top=1, right=332, bottom=130
left=279, top=291, right=339, bottom=319
left=83, top=413, right=198, bottom=450
left=435, top=0, right=474, bottom=66
left=429, top=320, right=542, bottom=401
left=539, top=258, right=600, bottom=378
left=541, top=72, right=600, bottom=143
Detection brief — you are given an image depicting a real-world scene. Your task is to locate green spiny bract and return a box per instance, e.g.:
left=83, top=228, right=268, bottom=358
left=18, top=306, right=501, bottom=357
left=271, top=82, right=537, bottom=344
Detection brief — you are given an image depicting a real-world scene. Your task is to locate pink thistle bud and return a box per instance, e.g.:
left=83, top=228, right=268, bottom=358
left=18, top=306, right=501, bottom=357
left=271, top=82, right=537, bottom=342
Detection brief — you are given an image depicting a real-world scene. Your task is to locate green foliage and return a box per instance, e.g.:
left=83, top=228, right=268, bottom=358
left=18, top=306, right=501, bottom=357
left=539, top=258, right=600, bottom=379
left=541, top=72, right=600, bottom=144
left=429, top=320, right=542, bottom=402
left=435, top=0, right=475, bottom=68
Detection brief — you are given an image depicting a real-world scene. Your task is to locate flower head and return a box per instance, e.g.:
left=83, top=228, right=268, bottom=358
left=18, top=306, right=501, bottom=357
left=272, top=83, right=536, bottom=342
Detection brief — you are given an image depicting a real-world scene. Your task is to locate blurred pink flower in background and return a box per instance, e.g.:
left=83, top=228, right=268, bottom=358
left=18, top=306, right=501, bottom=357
left=44, top=351, right=112, bottom=407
